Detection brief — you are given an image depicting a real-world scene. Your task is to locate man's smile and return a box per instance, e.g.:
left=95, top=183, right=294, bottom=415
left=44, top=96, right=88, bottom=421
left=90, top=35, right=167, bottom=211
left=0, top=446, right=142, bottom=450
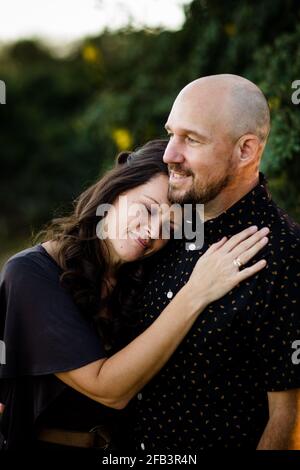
left=169, top=170, right=192, bottom=185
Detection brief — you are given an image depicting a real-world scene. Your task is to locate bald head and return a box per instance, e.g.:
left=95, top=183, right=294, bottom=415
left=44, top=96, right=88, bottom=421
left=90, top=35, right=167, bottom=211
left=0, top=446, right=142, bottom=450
left=177, top=74, right=270, bottom=144
left=164, top=74, right=268, bottom=210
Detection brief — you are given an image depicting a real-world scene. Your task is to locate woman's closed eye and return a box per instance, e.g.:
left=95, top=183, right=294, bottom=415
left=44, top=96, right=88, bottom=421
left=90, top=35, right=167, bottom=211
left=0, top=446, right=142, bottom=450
left=144, top=204, right=152, bottom=215
left=144, top=204, right=159, bottom=217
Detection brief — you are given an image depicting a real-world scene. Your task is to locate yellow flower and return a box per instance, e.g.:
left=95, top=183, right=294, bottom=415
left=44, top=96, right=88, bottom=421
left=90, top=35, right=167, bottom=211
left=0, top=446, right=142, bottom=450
left=112, top=128, right=133, bottom=150
left=268, top=97, right=281, bottom=110
left=82, top=45, right=100, bottom=64
left=224, top=23, right=237, bottom=37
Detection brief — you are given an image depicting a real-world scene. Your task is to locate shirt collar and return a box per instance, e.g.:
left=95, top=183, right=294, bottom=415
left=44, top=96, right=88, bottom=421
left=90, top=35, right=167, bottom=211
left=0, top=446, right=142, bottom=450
left=204, top=172, right=271, bottom=229
left=181, top=172, right=272, bottom=245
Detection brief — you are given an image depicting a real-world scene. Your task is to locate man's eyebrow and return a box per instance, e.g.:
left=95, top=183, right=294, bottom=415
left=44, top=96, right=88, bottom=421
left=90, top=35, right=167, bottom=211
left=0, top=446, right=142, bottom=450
left=165, top=123, right=210, bottom=141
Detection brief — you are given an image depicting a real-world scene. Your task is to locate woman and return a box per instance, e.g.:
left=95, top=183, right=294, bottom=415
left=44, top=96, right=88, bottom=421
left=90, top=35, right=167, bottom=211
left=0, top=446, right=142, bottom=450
left=0, top=140, right=269, bottom=451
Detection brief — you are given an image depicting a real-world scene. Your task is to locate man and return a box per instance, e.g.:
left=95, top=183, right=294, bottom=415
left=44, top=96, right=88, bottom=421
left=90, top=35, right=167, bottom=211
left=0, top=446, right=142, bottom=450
left=130, top=74, right=300, bottom=450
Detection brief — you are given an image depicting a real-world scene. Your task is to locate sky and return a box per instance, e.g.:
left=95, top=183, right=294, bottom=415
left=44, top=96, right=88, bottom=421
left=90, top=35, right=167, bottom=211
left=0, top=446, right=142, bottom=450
left=0, top=0, right=192, bottom=45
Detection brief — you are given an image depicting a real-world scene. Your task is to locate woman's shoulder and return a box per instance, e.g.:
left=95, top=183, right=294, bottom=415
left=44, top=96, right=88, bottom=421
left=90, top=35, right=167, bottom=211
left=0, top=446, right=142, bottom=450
left=1, top=244, right=61, bottom=285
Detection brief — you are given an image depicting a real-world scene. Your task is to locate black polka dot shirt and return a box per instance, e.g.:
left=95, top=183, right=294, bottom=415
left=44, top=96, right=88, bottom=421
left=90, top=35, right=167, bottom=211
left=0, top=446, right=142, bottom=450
left=130, top=173, right=300, bottom=451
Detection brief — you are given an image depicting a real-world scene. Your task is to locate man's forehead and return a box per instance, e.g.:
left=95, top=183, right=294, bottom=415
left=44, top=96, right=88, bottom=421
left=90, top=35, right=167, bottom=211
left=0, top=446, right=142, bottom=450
left=168, top=90, right=230, bottom=135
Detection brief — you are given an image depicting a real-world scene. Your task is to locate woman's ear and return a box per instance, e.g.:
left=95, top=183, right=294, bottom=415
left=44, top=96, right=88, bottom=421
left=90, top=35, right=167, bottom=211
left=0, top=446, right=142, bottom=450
left=116, top=151, right=131, bottom=165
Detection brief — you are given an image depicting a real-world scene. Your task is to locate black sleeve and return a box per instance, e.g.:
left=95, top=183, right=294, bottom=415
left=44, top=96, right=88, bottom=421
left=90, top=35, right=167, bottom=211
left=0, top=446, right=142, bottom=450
left=0, top=256, right=107, bottom=378
left=252, top=249, right=300, bottom=392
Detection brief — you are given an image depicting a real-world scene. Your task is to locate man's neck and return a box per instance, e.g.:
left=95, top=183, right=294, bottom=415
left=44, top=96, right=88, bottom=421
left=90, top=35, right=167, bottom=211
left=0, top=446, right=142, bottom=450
left=203, top=174, right=260, bottom=222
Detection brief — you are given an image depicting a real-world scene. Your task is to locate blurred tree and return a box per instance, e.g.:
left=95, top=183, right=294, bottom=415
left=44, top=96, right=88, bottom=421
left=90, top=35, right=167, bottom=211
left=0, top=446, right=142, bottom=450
left=0, top=0, right=299, bottom=256
left=0, top=40, right=106, bottom=242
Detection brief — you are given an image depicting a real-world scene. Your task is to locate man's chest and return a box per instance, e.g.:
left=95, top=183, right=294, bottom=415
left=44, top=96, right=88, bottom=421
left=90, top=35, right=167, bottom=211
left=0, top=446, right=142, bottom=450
left=137, top=244, right=266, bottom=369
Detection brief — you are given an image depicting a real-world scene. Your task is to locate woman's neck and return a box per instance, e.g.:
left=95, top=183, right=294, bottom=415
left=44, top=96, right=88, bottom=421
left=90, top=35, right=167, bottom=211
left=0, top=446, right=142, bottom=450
left=42, top=240, right=60, bottom=266
left=43, top=239, right=120, bottom=287
left=102, top=240, right=125, bottom=276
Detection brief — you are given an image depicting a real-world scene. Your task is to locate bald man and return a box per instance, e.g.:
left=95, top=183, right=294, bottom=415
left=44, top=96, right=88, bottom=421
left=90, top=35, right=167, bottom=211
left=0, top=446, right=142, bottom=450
left=129, top=75, right=300, bottom=451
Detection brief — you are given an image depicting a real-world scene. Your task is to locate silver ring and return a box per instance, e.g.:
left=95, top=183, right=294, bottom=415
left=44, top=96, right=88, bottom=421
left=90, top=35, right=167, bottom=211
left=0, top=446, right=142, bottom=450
left=233, top=257, right=243, bottom=269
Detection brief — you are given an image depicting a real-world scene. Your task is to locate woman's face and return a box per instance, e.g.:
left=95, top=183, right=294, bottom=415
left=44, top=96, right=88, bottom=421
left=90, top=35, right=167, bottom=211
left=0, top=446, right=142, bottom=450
left=102, top=174, right=176, bottom=264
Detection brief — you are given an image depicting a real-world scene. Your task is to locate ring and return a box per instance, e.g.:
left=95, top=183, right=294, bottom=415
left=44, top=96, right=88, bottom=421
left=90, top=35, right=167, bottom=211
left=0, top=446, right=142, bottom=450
left=233, top=257, right=243, bottom=269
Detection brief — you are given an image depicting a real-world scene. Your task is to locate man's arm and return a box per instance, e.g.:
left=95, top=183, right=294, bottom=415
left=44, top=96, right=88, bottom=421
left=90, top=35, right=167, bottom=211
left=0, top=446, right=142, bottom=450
left=257, top=389, right=300, bottom=450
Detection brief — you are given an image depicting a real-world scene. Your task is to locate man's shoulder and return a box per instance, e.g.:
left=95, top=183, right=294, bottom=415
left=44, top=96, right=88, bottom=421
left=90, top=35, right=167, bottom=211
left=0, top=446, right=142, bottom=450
left=268, top=201, right=300, bottom=242
left=265, top=201, right=300, bottom=268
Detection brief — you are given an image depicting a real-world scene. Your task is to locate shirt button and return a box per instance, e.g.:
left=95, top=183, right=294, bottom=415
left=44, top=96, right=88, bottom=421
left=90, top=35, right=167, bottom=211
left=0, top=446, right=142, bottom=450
left=188, top=243, right=196, bottom=251
left=137, top=393, right=143, bottom=400
left=141, top=442, right=145, bottom=450
left=167, top=290, right=173, bottom=299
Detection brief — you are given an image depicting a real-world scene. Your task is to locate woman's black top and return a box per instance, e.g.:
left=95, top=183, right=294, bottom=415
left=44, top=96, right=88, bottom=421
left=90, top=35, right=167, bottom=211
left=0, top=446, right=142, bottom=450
left=0, top=244, right=119, bottom=450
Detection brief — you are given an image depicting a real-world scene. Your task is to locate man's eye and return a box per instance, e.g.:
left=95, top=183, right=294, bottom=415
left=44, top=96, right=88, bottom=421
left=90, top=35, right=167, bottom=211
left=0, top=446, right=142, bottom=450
left=186, top=136, right=199, bottom=144
left=167, top=133, right=174, bottom=139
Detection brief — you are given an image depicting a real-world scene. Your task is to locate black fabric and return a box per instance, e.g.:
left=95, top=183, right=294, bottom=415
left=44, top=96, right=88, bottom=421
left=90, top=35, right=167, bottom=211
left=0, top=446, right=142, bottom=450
left=130, top=173, right=300, bottom=451
left=0, top=245, right=108, bottom=449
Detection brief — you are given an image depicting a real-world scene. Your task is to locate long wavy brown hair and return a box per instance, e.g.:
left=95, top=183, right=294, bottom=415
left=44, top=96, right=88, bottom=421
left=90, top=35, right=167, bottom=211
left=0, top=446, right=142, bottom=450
left=37, top=139, right=169, bottom=352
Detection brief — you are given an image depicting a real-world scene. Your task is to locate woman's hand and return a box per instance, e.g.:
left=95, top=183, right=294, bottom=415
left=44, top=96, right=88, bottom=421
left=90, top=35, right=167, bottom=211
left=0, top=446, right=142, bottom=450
left=186, top=225, right=269, bottom=307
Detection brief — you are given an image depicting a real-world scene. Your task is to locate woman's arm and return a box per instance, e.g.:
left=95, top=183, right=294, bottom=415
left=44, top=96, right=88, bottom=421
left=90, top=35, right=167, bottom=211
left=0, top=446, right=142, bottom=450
left=56, top=225, right=269, bottom=409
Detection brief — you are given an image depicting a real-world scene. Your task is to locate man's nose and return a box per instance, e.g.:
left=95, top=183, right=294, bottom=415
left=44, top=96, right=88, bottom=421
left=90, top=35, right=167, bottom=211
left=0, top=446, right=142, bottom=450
left=163, top=139, right=185, bottom=164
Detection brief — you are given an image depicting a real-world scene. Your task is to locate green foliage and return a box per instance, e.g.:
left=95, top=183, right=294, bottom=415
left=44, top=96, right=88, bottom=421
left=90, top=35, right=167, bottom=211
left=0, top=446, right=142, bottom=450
left=0, top=0, right=300, bottom=252
left=252, top=26, right=300, bottom=172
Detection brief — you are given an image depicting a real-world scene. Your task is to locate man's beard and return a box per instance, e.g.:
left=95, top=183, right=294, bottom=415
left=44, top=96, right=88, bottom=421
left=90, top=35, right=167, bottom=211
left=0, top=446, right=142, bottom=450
left=168, top=163, right=234, bottom=205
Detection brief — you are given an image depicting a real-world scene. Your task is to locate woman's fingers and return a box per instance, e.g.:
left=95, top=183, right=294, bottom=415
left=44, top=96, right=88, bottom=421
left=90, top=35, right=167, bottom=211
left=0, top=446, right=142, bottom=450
left=236, top=236, right=269, bottom=266
left=205, top=227, right=270, bottom=258
left=236, top=259, right=267, bottom=283
left=229, top=227, right=270, bottom=257
left=204, top=236, right=227, bottom=255
left=219, top=225, right=259, bottom=253
left=188, top=230, right=269, bottom=305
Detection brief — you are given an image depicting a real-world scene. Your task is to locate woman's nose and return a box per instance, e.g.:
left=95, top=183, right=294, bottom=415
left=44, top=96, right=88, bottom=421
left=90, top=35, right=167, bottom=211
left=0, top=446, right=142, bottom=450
left=151, top=218, right=165, bottom=240
left=141, top=221, right=158, bottom=241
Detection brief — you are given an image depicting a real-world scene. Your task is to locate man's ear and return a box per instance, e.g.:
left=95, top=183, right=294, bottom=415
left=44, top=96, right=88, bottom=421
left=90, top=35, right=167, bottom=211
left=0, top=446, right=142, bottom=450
left=236, top=134, right=262, bottom=165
